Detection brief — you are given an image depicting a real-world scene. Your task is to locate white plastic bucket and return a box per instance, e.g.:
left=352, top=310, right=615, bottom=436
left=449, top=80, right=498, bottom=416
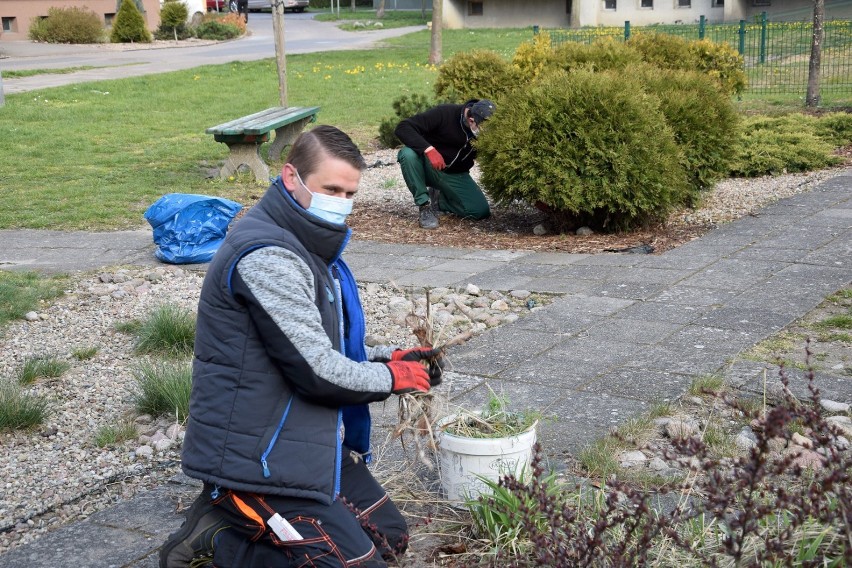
left=436, top=415, right=537, bottom=503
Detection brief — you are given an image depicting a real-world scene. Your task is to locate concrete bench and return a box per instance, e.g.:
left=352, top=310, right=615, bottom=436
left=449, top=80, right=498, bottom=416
left=206, top=106, right=320, bottom=182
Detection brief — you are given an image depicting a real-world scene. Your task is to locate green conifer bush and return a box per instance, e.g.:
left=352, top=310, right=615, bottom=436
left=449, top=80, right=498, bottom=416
left=28, top=6, right=105, bottom=44
left=378, top=93, right=435, bottom=149
left=636, top=66, right=740, bottom=193
left=156, top=0, right=190, bottom=41
left=476, top=70, right=690, bottom=231
left=433, top=49, right=521, bottom=103
left=110, top=0, right=152, bottom=43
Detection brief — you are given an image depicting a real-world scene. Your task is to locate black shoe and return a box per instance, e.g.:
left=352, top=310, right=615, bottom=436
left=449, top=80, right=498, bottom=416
left=159, top=491, right=230, bottom=568
left=419, top=204, right=439, bottom=229
left=427, top=187, right=444, bottom=216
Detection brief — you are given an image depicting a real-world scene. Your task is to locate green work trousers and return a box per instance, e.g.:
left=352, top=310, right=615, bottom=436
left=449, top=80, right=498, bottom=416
left=396, top=147, right=490, bottom=220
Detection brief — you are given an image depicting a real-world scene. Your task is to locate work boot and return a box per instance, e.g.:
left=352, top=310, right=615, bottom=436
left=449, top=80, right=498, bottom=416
left=159, top=490, right=230, bottom=568
left=427, top=187, right=444, bottom=216
left=419, top=204, right=439, bottom=229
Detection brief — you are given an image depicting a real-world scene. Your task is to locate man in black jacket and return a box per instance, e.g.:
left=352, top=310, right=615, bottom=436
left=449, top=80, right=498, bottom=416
left=159, top=126, right=441, bottom=567
left=394, top=99, right=495, bottom=229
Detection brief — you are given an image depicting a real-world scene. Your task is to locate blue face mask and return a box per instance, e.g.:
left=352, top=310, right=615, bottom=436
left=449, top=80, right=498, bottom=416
left=295, top=169, right=353, bottom=225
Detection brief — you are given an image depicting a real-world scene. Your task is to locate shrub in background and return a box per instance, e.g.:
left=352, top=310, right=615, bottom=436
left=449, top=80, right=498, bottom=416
left=28, top=6, right=105, bottom=44
left=195, top=18, right=242, bottom=40
left=511, top=31, right=553, bottom=82
left=110, top=0, right=152, bottom=43
left=636, top=66, right=741, bottom=193
left=812, top=111, right=852, bottom=147
left=433, top=49, right=521, bottom=103
left=689, top=38, right=747, bottom=96
left=206, top=11, right=247, bottom=35
left=730, top=114, right=843, bottom=177
left=545, top=37, right=643, bottom=76
left=477, top=70, right=690, bottom=231
left=378, top=93, right=435, bottom=149
left=155, top=0, right=190, bottom=41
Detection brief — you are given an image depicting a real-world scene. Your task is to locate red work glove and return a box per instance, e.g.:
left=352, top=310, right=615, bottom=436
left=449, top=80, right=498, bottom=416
left=391, top=347, right=441, bottom=362
left=391, top=347, right=443, bottom=387
left=424, top=147, right=446, bottom=170
left=386, top=361, right=431, bottom=394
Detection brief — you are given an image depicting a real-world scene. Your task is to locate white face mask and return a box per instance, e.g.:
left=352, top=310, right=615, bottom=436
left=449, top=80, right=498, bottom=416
left=295, top=169, right=353, bottom=225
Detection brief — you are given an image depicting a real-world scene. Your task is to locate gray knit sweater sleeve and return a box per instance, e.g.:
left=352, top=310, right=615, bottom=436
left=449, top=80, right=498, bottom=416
left=237, top=246, right=393, bottom=395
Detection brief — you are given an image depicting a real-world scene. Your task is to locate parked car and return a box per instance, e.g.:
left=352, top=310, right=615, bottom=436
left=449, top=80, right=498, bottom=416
left=246, top=0, right=308, bottom=12
left=206, top=0, right=307, bottom=12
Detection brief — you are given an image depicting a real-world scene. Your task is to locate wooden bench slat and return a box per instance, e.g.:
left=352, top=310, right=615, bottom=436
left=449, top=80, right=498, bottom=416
left=206, top=106, right=320, bottom=136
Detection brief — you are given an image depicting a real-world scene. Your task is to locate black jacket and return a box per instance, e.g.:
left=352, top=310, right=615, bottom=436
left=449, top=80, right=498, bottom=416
left=395, top=101, right=479, bottom=174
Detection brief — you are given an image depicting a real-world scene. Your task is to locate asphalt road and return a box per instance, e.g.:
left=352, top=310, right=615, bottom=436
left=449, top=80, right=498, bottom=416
left=0, top=13, right=425, bottom=93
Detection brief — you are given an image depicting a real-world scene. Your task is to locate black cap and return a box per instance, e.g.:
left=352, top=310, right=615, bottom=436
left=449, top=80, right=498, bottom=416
left=469, top=99, right=496, bottom=125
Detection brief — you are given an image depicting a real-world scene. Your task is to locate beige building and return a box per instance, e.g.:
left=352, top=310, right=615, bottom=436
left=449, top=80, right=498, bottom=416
left=0, top=0, right=162, bottom=41
left=377, top=0, right=852, bottom=28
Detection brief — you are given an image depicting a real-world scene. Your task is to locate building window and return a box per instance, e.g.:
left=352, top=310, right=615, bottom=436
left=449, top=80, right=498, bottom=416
left=1, top=17, right=16, bottom=32
left=640, top=0, right=653, bottom=7
left=104, top=13, right=116, bottom=25
left=604, top=0, right=616, bottom=9
left=677, top=0, right=691, bottom=7
left=712, top=0, right=723, bottom=6
left=468, top=1, right=483, bottom=15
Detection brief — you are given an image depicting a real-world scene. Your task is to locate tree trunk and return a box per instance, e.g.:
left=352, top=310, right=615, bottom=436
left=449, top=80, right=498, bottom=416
left=806, top=0, right=824, bottom=107
left=377, top=0, right=385, bottom=18
left=428, top=0, right=442, bottom=65
left=351, top=0, right=356, bottom=12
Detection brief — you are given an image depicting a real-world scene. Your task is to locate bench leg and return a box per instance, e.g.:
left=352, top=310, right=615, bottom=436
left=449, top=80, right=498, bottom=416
left=268, top=117, right=315, bottom=161
left=220, top=142, right=270, bottom=183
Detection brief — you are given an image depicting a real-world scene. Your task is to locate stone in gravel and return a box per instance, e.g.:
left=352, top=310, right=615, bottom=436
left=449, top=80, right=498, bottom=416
left=533, top=224, right=548, bottom=236
left=665, top=419, right=695, bottom=439
left=465, top=283, right=481, bottom=296
left=166, top=424, right=182, bottom=440
left=648, top=457, right=669, bottom=471
left=134, top=414, right=153, bottom=424
left=135, top=446, right=154, bottom=458
left=619, top=450, right=646, bottom=467
left=24, top=311, right=38, bottom=322
left=490, top=300, right=509, bottom=311
left=821, top=399, right=850, bottom=413
left=826, top=416, right=852, bottom=437
left=736, top=427, right=758, bottom=450
left=576, top=226, right=593, bottom=236
left=153, top=439, right=172, bottom=452
left=791, top=432, right=813, bottom=449
left=510, top=290, right=531, bottom=300
left=790, top=449, right=825, bottom=470
left=835, top=436, right=850, bottom=451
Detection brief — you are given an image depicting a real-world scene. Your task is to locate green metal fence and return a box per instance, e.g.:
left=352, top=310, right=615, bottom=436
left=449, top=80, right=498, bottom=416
left=545, top=16, right=852, bottom=95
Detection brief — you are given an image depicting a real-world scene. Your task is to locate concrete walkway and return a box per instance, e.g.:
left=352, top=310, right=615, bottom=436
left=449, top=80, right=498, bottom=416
left=0, top=170, right=850, bottom=567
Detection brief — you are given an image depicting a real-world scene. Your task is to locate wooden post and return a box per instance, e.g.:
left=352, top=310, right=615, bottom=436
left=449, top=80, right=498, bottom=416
left=272, top=0, right=288, bottom=107
left=0, top=71, right=5, bottom=107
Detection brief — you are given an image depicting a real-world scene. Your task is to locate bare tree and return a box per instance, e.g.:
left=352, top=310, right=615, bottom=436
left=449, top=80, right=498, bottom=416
left=377, top=0, right=385, bottom=18
left=806, top=0, right=824, bottom=107
left=429, top=0, right=442, bottom=65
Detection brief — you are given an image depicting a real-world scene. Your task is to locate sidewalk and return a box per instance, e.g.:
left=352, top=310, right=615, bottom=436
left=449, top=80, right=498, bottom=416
left=0, top=171, right=849, bottom=566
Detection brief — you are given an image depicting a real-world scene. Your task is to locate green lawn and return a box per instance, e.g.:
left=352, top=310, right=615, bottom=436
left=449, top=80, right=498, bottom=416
left=0, top=28, right=534, bottom=231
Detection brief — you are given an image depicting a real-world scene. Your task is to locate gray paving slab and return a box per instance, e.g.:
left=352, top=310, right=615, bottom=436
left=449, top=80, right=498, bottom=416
left=579, top=366, right=696, bottom=402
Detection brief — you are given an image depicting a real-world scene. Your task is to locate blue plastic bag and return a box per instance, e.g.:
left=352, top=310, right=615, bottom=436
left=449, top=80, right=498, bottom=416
left=144, top=193, right=242, bottom=264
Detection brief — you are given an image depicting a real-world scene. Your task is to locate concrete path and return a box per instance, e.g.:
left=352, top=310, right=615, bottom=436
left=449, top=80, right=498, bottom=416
left=0, top=13, right=425, bottom=94
left=0, top=169, right=849, bottom=567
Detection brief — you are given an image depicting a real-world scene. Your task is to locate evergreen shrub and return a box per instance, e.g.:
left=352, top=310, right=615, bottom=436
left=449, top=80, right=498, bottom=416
left=636, top=66, right=740, bottom=193
left=476, top=70, right=690, bottom=231
left=378, top=93, right=434, bottom=149
left=545, top=37, right=642, bottom=75
left=28, top=6, right=105, bottom=44
left=730, top=114, right=843, bottom=177
left=195, top=19, right=242, bottom=40
left=111, top=0, right=152, bottom=43
left=511, top=32, right=553, bottom=82
left=433, top=49, right=521, bottom=103
left=813, top=112, right=852, bottom=147
left=628, top=33, right=746, bottom=95
left=156, top=0, right=190, bottom=41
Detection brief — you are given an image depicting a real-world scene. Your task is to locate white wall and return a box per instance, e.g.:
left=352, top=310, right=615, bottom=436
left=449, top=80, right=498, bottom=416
left=445, top=0, right=570, bottom=29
